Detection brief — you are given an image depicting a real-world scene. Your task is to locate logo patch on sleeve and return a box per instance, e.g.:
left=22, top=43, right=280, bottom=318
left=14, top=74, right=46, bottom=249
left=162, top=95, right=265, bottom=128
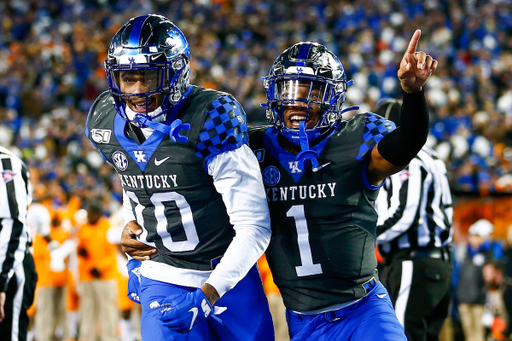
left=254, top=149, right=265, bottom=162
left=91, top=129, right=112, bottom=144
left=399, top=170, right=409, bottom=183
left=2, top=170, right=15, bottom=183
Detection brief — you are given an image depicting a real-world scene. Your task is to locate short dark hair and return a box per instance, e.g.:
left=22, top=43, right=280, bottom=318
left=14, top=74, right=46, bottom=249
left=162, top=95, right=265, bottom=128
left=483, top=259, right=504, bottom=273
left=86, top=203, right=102, bottom=215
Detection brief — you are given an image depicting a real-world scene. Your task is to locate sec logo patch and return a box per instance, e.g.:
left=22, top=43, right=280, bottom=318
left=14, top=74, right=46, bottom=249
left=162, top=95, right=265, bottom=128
left=112, top=150, right=129, bottom=171
left=262, top=166, right=280, bottom=186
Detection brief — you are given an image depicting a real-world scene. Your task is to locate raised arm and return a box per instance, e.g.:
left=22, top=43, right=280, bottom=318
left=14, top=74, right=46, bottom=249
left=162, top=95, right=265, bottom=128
left=367, top=29, right=438, bottom=185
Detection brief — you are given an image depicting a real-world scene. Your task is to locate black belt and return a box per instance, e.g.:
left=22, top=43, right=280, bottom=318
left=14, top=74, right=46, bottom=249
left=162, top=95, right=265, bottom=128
left=361, top=276, right=378, bottom=295
left=394, top=247, right=450, bottom=261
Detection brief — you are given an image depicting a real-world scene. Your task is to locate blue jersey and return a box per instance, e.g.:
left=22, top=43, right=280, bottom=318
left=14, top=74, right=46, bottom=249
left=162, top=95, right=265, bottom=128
left=86, top=86, right=248, bottom=271
left=249, top=112, right=396, bottom=312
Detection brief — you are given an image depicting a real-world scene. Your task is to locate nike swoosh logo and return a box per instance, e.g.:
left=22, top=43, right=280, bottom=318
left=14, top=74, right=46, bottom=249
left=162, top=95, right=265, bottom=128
left=188, top=307, right=199, bottom=331
left=376, top=293, right=387, bottom=299
left=150, top=54, right=162, bottom=62
left=312, top=162, right=331, bottom=172
left=154, top=156, right=170, bottom=166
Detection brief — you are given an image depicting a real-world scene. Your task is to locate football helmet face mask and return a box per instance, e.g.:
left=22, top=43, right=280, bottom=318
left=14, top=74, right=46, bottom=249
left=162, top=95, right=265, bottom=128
left=262, top=42, right=348, bottom=145
left=105, top=14, right=190, bottom=124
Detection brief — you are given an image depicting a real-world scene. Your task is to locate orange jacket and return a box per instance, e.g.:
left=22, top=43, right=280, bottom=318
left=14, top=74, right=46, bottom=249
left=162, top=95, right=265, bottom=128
left=33, top=226, right=71, bottom=288
left=77, top=216, right=118, bottom=281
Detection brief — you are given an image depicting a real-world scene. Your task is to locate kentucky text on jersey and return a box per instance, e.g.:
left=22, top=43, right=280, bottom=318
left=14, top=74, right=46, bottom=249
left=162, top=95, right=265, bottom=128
left=118, top=173, right=178, bottom=189
left=266, top=182, right=336, bottom=201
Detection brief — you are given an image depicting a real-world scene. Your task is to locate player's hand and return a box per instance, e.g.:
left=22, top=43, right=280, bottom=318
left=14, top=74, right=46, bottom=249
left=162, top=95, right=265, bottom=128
left=121, top=221, right=157, bottom=260
left=126, top=259, right=142, bottom=304
left=0, top=292, right=5, bottom=322
left=398, top=29, right=438, bottom=93
left=157, top=288, right=213, bottom=333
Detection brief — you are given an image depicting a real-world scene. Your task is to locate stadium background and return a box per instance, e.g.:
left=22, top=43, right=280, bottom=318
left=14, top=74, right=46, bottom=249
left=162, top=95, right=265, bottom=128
left=0, top=0, right=512, bottom=339
left=1, top=0, right=512, bottom=235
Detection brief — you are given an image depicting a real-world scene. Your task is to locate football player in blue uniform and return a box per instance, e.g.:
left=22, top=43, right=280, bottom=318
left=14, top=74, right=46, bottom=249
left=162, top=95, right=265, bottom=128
left=86, top=14, right=274, bottom=340
left=247, top=30, right=434, bottom=340
left=122, top=29, right=437, bottom=340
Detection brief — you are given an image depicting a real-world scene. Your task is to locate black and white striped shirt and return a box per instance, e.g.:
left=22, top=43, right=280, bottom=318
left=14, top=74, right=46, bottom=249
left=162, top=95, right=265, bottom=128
left=376, top=146, right=453, bottom=255
left=0, top=146, right=32, bottom=293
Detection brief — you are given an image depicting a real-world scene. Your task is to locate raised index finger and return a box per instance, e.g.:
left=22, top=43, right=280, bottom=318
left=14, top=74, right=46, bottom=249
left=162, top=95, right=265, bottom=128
left=406, top=29, right=422, bottom=54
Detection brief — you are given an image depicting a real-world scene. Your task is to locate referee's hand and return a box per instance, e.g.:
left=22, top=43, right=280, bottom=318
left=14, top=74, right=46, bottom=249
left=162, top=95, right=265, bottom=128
left=0, top=291, right=5, bottom=322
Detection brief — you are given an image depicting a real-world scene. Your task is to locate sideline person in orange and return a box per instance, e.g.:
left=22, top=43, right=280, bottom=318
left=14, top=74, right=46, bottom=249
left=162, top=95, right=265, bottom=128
left=108, top=209, right=141, bottom=341
left=32, top=210, right=74, bottom=341
left=258, top=254, right=289, bottom=341
left=76, top=203, right=119, bottom=341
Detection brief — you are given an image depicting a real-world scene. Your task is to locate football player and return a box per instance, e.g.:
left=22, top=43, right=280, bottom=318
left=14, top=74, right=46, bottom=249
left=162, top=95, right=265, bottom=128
left=85, top=14, right=274, bottom=340
left=246, top=30, right=434, bottom=340
left=122, top=29, right=437, bottom=340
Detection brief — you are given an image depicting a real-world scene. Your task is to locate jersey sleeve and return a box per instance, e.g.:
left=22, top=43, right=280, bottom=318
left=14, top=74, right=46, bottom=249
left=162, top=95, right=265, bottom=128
left=205, top=144, right=271, bottom=297
left=356, top=112, right=396, bottom=161
left=194, top=95, right=248, bottom=163
left=0, top=153, right=31, bottom=292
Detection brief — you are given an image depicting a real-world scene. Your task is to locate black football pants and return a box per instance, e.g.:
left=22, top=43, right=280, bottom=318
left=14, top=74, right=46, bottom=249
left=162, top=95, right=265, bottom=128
left=0, top=252, right=37, bottom=341
left=379, top=256, right=452, bottom=341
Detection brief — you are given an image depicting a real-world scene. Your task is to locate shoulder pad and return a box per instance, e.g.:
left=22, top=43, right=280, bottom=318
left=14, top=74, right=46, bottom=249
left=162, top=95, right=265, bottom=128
left=248, top=125, right=269, bottom=136
left=88, top=91, right=113, bottom=118
left=195, top=95, right=248, bottom=160
left=86, top=91, right=115, bottom=126
left=356, top=112, right=396, bottom=161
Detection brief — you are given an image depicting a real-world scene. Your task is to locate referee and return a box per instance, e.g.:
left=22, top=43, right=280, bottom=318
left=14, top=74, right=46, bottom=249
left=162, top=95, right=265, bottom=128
left=0, top=146, right=37, bottom=341
left=375, top=99, right=453, bottom=341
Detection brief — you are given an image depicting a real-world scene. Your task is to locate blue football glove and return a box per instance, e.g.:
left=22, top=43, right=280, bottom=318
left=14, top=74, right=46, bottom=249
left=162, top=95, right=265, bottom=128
left=157, top=288, right=213, bottom=333
left=126, top=259, right=142, bottom=304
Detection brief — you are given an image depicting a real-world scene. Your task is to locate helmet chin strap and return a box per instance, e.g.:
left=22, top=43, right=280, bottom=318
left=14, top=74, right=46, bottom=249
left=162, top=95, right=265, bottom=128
left=132, top=115, right=190, bottom=143
left=125, top=105, right=190, bottom=144
left=295, top=121, right=319, bottom=171
left=125, top=105, right=165, bottom=123
left=124, top=86, right=193, bottom=143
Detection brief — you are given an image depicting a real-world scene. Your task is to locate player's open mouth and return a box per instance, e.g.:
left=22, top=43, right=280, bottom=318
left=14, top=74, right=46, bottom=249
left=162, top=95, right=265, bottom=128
left=129, top=99, right=156, bottom=113
left=287, top=114, right=313, bottom=129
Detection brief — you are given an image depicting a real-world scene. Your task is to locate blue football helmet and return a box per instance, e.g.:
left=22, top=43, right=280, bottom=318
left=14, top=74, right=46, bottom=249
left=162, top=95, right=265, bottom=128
left=262, top=42, right=349, bottom=145
left=105, top=14, right=190, bottom=124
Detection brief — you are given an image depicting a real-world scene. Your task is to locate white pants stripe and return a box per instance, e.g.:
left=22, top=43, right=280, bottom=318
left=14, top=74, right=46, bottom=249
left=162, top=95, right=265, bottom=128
left=395, top=260, right=413, bottom=327
left=10, top=262, right=26, bottom=340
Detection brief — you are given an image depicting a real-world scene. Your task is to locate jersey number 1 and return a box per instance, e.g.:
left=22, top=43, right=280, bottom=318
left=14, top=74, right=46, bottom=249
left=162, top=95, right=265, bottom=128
left=287, top=205, right=323, bottom=277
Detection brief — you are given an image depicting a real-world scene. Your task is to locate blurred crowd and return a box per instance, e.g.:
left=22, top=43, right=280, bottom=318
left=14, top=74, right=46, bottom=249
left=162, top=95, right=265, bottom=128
left=0, top=0, right=511, bottom=340
left=0, top=0, right=511, bottom=207
left=441, top=219, right=512, bottom=341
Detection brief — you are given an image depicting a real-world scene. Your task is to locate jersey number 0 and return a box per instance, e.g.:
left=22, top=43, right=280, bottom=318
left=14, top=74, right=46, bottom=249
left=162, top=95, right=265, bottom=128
left=125, top=190, right=200, bottom=252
